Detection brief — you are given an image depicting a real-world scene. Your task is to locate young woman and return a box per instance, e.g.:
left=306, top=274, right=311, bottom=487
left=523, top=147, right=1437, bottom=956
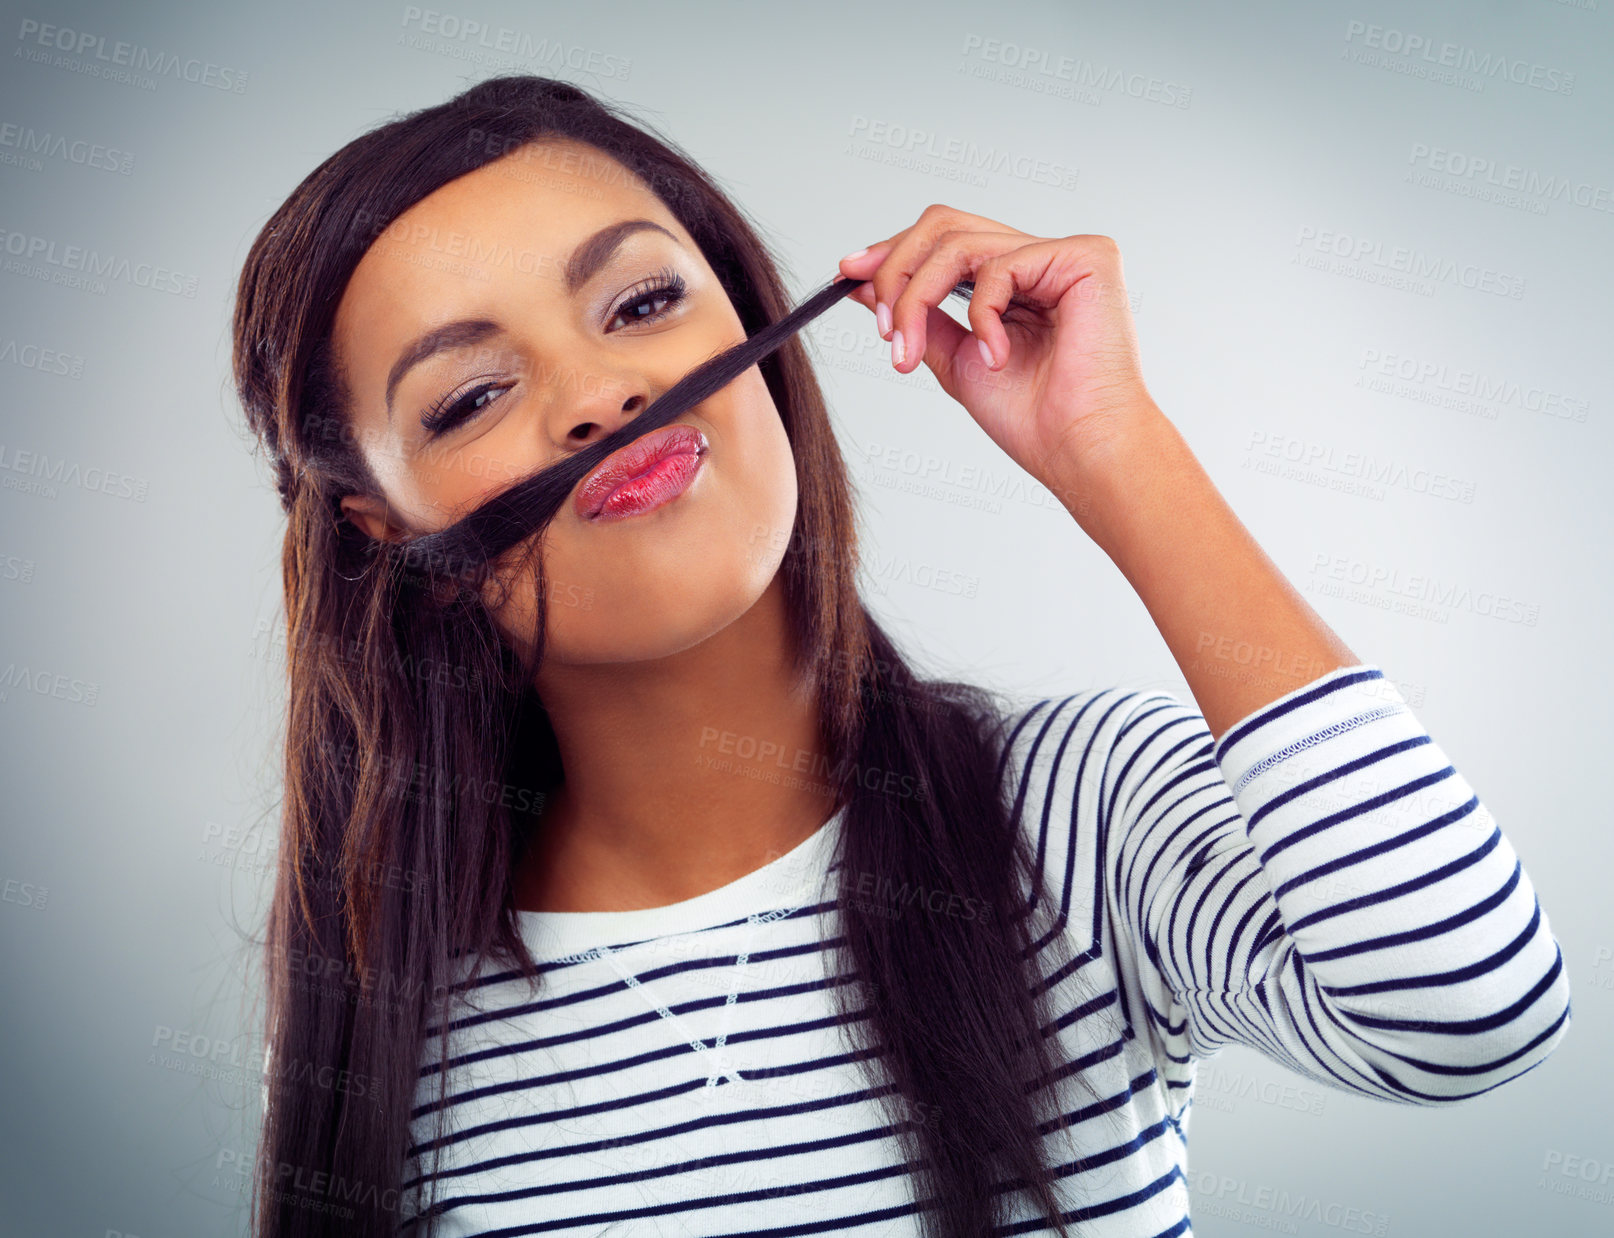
left=232, top=75, right=1571, bottom=1238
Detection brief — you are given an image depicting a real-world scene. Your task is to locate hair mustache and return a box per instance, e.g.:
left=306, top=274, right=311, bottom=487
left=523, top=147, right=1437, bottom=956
left=391, top=273, right=977, bottom=588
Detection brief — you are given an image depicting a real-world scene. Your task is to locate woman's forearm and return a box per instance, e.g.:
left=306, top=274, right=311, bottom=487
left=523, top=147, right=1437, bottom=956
left=1046, top=402, right=1362, bottom=742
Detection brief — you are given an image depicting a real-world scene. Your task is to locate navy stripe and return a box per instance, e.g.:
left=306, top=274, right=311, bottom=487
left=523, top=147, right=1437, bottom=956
left=1213, top=665, right=1384, bottom=763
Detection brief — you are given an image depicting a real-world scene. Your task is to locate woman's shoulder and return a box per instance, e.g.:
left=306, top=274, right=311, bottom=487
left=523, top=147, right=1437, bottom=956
left=995, top=679, right=1201, bottom=787
left=985, top=681, right=1198, bottom=877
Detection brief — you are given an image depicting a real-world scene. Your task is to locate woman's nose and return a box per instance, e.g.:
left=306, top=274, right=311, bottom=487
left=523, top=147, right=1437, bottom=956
left=537, top=361, right=652, bottom=452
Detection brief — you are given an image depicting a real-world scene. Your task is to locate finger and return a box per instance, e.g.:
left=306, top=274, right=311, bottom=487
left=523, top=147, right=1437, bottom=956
left=860, top=205, right=1030, bottom=346
left=835, top=237, right=897, bottom=286
left=866, top=205, right=977, bottom=340
left=912, top=299, right=972, bottom=390
left=966, top=256, right=1013, bottom=370
left=964, top=242, right=1065, bottom=369
left=889, top=228, right=1026, bottom=374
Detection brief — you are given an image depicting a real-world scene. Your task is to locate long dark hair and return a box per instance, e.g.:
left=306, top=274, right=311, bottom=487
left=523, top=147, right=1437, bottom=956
left=233, top=73, right=1095, bottom=1238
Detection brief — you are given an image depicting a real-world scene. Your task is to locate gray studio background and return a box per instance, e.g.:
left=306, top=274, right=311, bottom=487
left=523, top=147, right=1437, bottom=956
left=2, top=0, right=1609, bottom=1234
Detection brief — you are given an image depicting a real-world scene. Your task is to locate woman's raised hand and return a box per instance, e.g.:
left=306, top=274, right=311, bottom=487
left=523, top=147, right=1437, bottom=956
left=836, top=203, right=1163, bottom=503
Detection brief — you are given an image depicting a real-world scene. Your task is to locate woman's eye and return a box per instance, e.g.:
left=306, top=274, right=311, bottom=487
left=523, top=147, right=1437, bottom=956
left=605, top=271, right=687, bottom=332
left=418, top=271, right=688, bottom=437
left=421, top=381, right=511, bottom=436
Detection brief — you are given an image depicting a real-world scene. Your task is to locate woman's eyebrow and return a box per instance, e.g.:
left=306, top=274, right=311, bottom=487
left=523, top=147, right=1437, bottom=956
left=565, top=218, right=678, bottom=293
left=383, top=217, right=681, bottom=420
left=386, top=319, right=501, bottom=420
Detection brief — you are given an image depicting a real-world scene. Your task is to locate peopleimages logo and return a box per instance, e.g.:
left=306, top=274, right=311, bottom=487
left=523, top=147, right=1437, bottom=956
left=0, top=441, right=149, bottom=502
left=959, top=33, right=1193, bottom=109
left=0, top=337, right=87, bottom=379
left=1357, top=348, right=1590, bottom=424
left=1293, top=225, right=1525, bottom=300
left=1243, top=429, right=1478, bottom=503
left=397, top=6, right=631, bottom=80
left=1189, top=1171, right=1390, bottom=1234
left=0, top=122, right=134, bottom=174
left=0, top=662, right=100, bottom=706
left=0, top=224, right=198, bottom=297
left=1308, top=551, right=1541, bottom=627
left=862, top=547, right=981, bottom=600
left=14, top=18, right=249, bottom=93
left=849, top=869, right=991, bottom=923
left=846, top=115, right=1079, bottom=191
left=1537, top=1148, right=1614, bottom=1206
left=1342, top=20, right=1575, bottom=95
left=1407, top=143, right=1612, bottom=215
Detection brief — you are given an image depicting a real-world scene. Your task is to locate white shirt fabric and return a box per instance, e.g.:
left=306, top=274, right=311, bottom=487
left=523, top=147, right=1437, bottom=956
left=402, top=664, right=1571, bottom=1236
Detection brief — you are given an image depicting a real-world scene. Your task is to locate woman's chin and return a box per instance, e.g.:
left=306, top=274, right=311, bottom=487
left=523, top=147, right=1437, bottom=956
left=547, top=569, right=776, bottom=667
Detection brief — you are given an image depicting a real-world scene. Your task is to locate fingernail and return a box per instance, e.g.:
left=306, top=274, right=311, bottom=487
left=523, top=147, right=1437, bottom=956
left=977, top=338, right=993, bottom=369
left=840, top=247, right=868, bottom=264
left=876, top=301, right=892, bottom=336
left=892, top=329, right=905, bottom=367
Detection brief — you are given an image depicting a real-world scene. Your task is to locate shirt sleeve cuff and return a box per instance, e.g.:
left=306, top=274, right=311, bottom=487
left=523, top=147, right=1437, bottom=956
left=1212, top=663, right=1410, bottom=793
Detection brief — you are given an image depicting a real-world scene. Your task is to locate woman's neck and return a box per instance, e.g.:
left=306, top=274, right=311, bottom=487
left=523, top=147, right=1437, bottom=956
left=514, top=575, right=840, bottom=914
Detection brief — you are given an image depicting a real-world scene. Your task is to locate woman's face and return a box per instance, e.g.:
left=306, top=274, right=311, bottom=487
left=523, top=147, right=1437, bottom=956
left=331, top=139, right=799, bottom=671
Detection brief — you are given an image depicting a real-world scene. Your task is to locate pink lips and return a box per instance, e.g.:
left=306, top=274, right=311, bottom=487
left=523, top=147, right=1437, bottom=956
left=574, top=423, right=709, bottom=523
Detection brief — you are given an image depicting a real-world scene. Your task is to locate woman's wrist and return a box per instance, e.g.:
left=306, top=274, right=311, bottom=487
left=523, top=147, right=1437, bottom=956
left=1040, top=399, right=1191, bottom=557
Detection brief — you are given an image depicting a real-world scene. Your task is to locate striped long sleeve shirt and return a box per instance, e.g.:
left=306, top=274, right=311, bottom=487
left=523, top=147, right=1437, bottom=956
left=402, top=664, right=1572, bottom=1236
